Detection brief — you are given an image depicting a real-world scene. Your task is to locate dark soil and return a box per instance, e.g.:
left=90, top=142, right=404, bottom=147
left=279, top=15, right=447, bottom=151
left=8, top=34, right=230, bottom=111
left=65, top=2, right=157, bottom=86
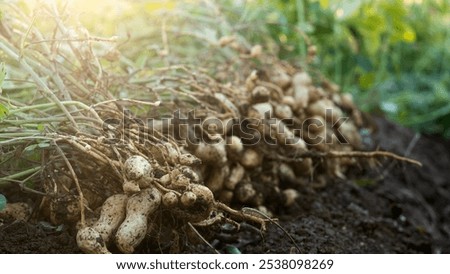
left=1, top=116, right=449, bottom=254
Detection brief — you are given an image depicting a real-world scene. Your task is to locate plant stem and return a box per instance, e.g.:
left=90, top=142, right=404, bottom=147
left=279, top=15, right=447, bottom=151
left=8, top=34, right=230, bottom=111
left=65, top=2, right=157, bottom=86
left=0, top=136, right=53, bottom=146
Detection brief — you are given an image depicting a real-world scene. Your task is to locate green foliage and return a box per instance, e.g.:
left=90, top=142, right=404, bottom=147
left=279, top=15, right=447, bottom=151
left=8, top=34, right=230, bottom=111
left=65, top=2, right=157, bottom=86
left=0, top=62, right=5, bottom=95
left=255, top=0, right=450, bottom=138
left=224, top=245, right=242, bottom=254
left=355, top=178, right=376, bottom=187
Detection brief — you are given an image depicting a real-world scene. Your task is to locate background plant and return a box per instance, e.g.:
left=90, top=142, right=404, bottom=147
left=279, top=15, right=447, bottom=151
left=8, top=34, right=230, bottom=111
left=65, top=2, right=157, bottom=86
left=254, top=0, right=450, bottom=137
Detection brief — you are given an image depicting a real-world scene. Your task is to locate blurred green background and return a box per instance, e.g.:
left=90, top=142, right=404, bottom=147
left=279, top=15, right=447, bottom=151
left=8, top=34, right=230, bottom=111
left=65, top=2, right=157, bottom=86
left=253, top=0, right=450, bottom=138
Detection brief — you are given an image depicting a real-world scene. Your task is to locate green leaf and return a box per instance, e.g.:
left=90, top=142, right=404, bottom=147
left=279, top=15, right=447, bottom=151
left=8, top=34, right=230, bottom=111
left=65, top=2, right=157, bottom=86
left=37, top=124, right=45, bottom=132
left=24, top=144, right=39, bottom=152
left=37, top=142, right=50, bottom=148
left=0, top=103, right=9, bottom=120
left=358, top=72, right=375, bottom=89
left=0, top=194, right=7, bottom=211
left=355, top=55, right=373, bottom=71
left=0, top=62, right=6, bottom=94
left=355, top=179, right=376, bottom=187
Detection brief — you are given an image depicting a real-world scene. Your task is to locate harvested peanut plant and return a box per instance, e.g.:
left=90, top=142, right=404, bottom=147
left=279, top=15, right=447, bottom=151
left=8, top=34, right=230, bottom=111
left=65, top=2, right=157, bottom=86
left=0, top=1, right=420, bottom=253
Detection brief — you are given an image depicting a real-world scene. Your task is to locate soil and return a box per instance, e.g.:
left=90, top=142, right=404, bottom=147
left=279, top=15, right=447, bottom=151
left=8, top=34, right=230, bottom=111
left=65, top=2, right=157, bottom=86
left=1, top=116, right=449, bottom=254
